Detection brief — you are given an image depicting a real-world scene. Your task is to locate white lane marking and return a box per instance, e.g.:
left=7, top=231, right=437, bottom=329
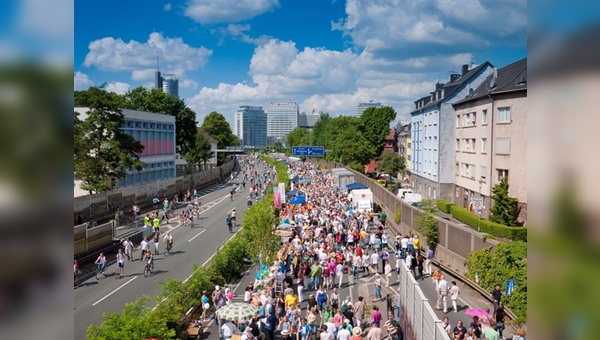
left=92, top=276, right=138, bottom=306
left=182, top=228, right=241, bottom=284
left=188, top=229, right=206, bottom=243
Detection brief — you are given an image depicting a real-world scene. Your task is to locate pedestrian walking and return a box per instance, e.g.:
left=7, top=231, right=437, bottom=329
left=116, top=248, right=125, bottom=279
left=140, top=237, right=149, bottom=261
left=436, top=275, right=449, bottom=313
left=450, top=281, right=460, bottom=313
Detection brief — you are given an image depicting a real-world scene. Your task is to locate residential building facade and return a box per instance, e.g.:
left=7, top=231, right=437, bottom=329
left=235, top=106, right=267, bottom=147
left=356, top=101, right=382, bottom=116
left=384, top=128, right=397, bottom=152
left=452, top=58, right=527, bottom=223
left=410, top=62, right=494, bottom=200
left=266, top=101, right=299, bottom=144
left=396, top=120, right=412, bottom=175
left=74, top=107, right=177, bottom=188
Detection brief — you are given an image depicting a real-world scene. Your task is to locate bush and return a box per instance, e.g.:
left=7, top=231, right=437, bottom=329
left=415, top=199, right=439, bottom=248
left=394, top=202, right=401, bottom=224
left=464, top=241, right=527, bottom=322
left=450, top=205, right=527, bottom=241
left=436, top=199, right=455, bottom=214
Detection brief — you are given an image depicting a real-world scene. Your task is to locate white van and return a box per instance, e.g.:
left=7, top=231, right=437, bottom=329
left=402, top=193, right=422, bottom=205
left=397, top=188, right=413, bottom=199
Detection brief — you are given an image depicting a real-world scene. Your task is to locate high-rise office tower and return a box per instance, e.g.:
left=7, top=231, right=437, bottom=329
left=162, top=74, right=179, bottom=98
left=266, top=101, right=298, bottom=144
left=235, top=106, right=267, bottom=147
left=357, top=100, right=382, bottom=116
left=298, top=110, right=322, bottom=129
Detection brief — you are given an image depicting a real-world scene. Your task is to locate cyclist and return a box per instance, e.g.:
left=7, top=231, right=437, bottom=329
left=95, top=252, right=107, bottom=277
left=163, top=231, right=174, bottom=254
left=230, top=189, right=234, bottom=201
left=116, top=248, right=125, bottom=279
left=231, top=208, right=236, bottom=225
left=144, top=250, right=154, bottom=273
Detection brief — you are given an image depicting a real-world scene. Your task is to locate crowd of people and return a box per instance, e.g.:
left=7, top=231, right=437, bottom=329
left=214, top=159, right=406, bottom=340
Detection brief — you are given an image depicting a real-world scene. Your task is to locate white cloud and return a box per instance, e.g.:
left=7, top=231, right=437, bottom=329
left=163, top=3, right=172, bottom=11
left=214, top=24, right=273, bottom=45
left=83, top=32, right=212, bottom=73
left=106, top=82, right=131, bottom=95
left=184, top=0, right=280, bottom=24
left=333, top=0, right=526, bottom=59
left=74, top=71, right=94, bottom=90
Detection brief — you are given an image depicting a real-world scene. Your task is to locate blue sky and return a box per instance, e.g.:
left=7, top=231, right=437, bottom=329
left=74, top=0, right=527, bottom=126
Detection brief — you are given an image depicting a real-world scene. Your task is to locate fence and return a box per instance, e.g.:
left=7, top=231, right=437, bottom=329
left=309, top=158, right=502, bottom=275
left=74, top=220, right=115, bottom=255
left=74, top=158, right=236, bottom=223
left=397, top=263, right=450, bottom=340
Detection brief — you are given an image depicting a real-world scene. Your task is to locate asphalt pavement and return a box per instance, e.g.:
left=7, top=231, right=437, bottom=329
left=74, top=172, right=256, bottom=340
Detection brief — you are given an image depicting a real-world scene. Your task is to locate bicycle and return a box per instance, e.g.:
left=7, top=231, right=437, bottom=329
left=95, top=264, right=108, bottom=280
left=144, top=261, right=154, bottom=277
left=164, top=242, right=173, bottom=256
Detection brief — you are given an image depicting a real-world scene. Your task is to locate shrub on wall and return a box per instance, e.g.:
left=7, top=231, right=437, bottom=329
left=436, top=199, right=455, bottom=214
left=450, top=205, right=527, bottom=241
left=394, top=202, right=401, bottom=224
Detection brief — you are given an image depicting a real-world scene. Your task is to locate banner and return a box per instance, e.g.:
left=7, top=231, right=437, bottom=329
left=278, top=183, right=286, bottom=204
left=273, top=187, right=282, bottom=209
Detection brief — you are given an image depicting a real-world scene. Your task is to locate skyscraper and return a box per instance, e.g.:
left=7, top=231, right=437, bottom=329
left=298, top=110, right=322, bottom=129
left=266, top=102, right=298, bottom=144
left=235, top=106, right=267, bottom=147
left=162, top=74, right=179, bottom=98
left=357, top=101, right=382, bottom=116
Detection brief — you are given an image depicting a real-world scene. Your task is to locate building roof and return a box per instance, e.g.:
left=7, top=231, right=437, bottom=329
left=453, top=58, right=527, bottom=106
left=197, top=128, right=218, bottom=144
left=410, top=61, right=493, bottom=114
left=386, top=128, right=396, bottom=140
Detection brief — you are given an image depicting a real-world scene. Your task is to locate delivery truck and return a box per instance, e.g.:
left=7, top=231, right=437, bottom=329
left=349, top=188, right=374, bottom=212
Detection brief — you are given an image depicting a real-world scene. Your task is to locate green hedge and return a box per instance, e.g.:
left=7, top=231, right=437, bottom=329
left=436, top=199, right=455, bottom=214
left=450, top=205, right=527, bottom=241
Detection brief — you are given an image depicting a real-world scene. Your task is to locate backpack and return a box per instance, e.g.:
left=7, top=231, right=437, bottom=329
left=341, top=301, right=349, bottom=313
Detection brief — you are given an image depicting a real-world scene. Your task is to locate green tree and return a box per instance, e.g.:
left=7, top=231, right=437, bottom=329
left=376, top=151, right=406, bottom=177
left=74, top=87, right=144, bottom=193
left=184, top=130, right=214, bottom=172
left=200, top=111, right=238, bottom=165
left=489, top=176, right=521, bottom=226
left=359, top=106, right=397, bottom=155
left=87, top=296, right=175, bottom=340
left=121, top=87, right=198, bottom=157
left=464, top=241, right=527, bottom=322
left=286, top=127, right=311, bottom=149
left=309, top=113, right=331, bottom=146
left=415, top=198, right=439, bottom=248
left=331, top=127, right=375, bottom=166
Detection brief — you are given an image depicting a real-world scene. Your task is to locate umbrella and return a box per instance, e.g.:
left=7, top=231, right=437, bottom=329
left=216, top=303, right=259, bottom=321
left=289, top=195, right=305, bottom=205
left=299, top=178, right=311, bottom=184
left=286, top=189, right=298, bottom=196
left=277, top=223, right=292, bottom=229
left=464, top=308, right=490, bottom=318
left=291, top=176, right=300, bottom=182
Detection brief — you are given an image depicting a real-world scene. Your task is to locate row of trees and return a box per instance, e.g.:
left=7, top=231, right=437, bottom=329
left=74, top=85, right=238, bottom=193
left=286, top=106, right=403, bottom=172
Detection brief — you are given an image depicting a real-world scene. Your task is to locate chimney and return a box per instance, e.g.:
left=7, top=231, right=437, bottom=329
left=435, top=82, right=444, bottom=90
left=450, top=73, right=460, bottom=82
left=462, top=64, right=469, bottom=76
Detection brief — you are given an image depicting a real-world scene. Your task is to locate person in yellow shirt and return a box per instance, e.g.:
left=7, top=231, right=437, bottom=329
left=360, top=230, right=367, bottom=247
left=153, top=216, right=160, bottom=233
left=144, top=214, right=150, bottom=227
left=413, top=235, right=420, bottom=255
left=285, top=290, right=299, bottom=310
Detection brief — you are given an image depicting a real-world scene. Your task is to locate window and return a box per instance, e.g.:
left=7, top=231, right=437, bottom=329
left=496, top=138, right=511, bottom=154
left=456, top=139, right=460, bottom=151
left=498, top=107, right=511, bottom=123
left=455, top=162, right=459, bottom=175
left=455, top=186, right=460, bottom=197
left=482, top=109, right=488, bottom=124
left=433, top=189, right=437, bottom=198
left=456, top=115, right=461, bottom=127
left=481, top=166, right=487, bottom=181
left=497, top=169, right=509, bottom=181
left=481, top=138, right=487, bottom=153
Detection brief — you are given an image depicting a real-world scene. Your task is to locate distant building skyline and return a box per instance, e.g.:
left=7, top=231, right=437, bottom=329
left=235, top=105, right=267, bottom=147
left=357, top=101, right=383, bottom=116
left=266, top=101, right=298, bottom=144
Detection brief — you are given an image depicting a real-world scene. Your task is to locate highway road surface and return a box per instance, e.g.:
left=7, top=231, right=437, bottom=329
left=74, top=173, right=257, bottom=339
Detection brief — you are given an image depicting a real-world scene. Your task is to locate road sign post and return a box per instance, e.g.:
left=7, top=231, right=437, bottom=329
left=505, top=279, right=516, bottom=296
left=292, top=146, right=325, bottom=157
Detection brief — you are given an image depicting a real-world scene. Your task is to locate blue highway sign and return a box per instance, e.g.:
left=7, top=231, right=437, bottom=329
left=292, top=146, right=325, bottom=157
